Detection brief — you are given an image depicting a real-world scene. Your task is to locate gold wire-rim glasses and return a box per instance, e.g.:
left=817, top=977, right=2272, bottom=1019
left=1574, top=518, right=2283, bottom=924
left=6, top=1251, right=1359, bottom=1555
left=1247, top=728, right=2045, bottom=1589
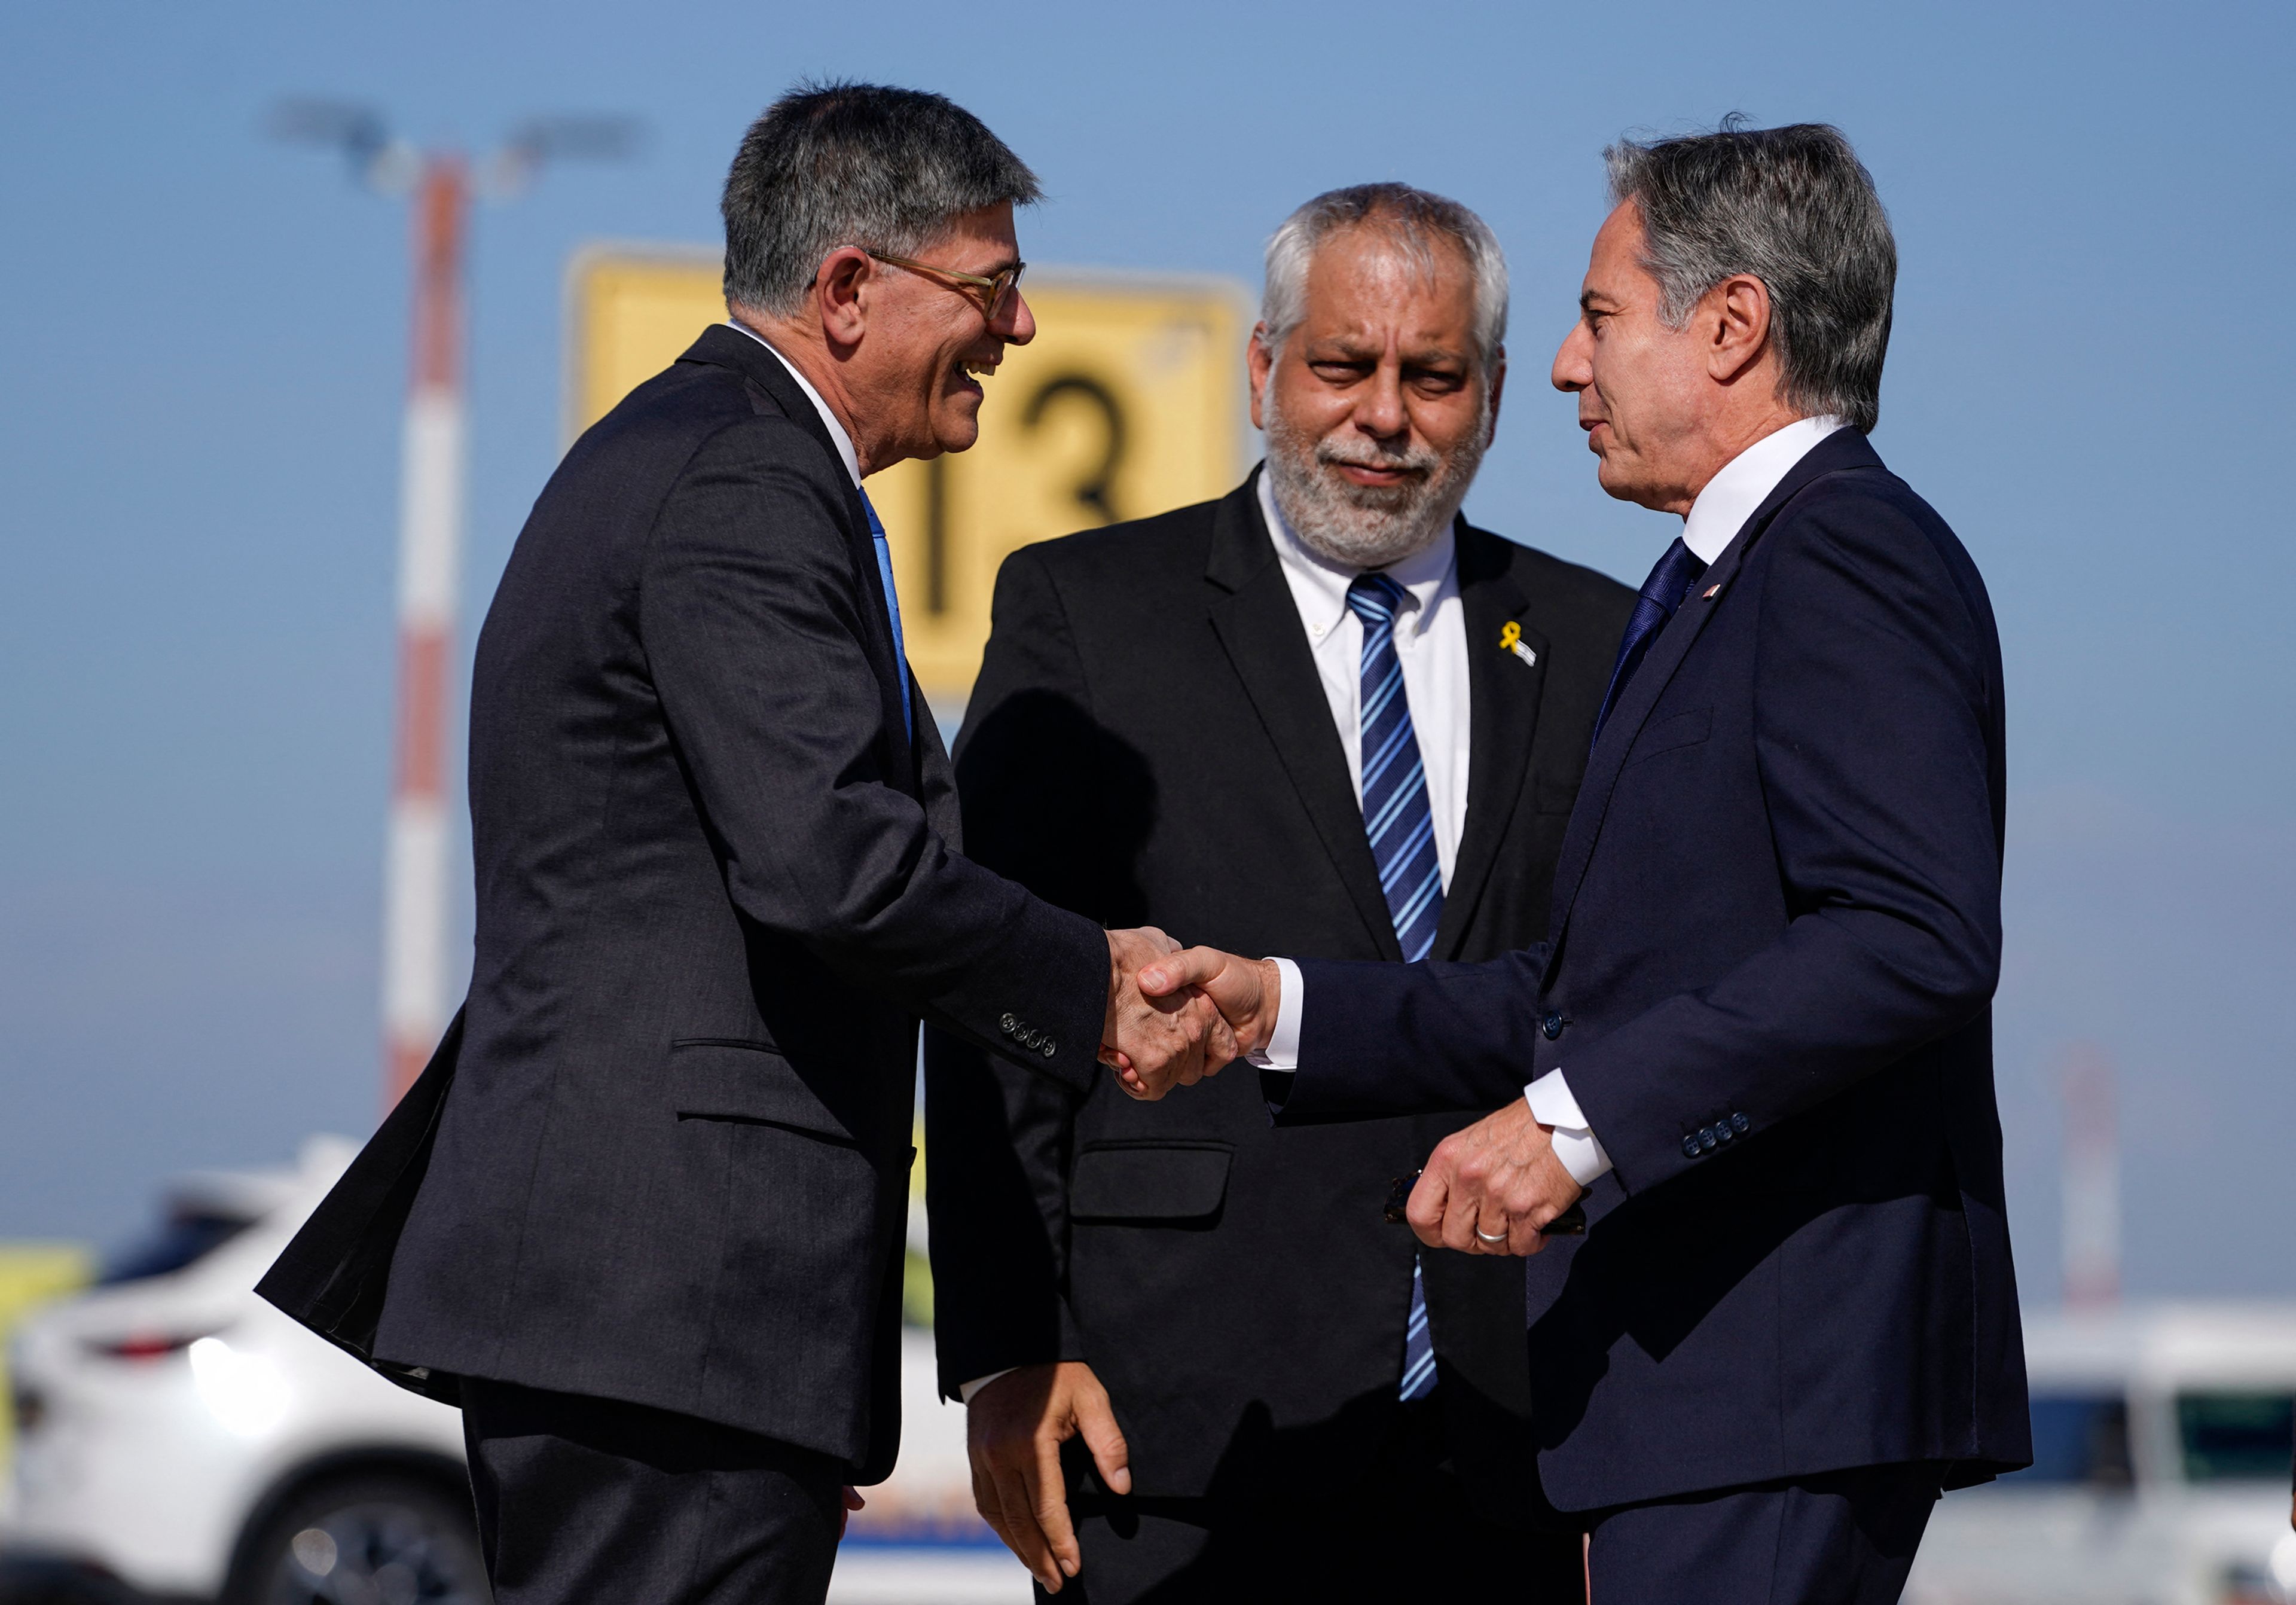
left=865, top=249, right=1027, bottom=322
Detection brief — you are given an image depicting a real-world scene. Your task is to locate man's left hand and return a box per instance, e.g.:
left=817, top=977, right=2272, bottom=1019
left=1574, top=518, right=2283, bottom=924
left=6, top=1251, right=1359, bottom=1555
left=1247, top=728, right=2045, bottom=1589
left=1409, top=1099, right=1583, bottom=1256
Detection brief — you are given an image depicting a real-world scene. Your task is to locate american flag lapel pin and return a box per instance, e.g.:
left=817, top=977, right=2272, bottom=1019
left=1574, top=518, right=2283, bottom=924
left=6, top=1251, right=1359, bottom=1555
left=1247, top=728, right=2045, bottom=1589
left=1702, top=584, right=1722, bottom=599
left=1498, top=621, right=1538, bottom=666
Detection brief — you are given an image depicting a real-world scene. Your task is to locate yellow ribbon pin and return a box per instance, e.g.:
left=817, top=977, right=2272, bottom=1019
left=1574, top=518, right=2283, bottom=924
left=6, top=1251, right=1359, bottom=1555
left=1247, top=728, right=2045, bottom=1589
left=1498, top=621, right=1537, bottom=667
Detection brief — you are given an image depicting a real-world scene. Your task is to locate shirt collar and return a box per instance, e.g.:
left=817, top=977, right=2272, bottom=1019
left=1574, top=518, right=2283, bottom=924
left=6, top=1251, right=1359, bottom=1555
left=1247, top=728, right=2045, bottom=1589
left=1680, top=414, right=1848, bottom=565
left=1256, top=468, right=1458, bottom=641
left=724, top=319, right=862, bottom=489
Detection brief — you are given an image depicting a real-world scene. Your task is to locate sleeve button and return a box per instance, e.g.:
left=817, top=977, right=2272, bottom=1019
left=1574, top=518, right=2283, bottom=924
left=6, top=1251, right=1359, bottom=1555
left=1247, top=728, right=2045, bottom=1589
left=1000, top=1014, right=1017, bottom=1033
left=1041, top=1042, right=1057, bottom=1059
left=1730, top=1112, right=1751, bottom=1133
left=1681, top=1135, right=1702, bottom=1159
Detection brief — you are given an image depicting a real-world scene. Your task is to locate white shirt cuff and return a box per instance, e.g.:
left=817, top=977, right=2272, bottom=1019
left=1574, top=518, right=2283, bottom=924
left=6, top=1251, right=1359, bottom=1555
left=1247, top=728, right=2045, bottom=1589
left=1245, top=957, right=1304, bottom=1070
left=959, top=1368, right=1016, bottom=1404
left=1525, top=1067, right=1612, bottom=1186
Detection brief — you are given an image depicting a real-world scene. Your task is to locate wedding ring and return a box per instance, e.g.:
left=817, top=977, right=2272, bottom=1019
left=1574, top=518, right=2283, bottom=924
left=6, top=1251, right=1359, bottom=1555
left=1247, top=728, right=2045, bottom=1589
left=1474, top=1226, right=1509, bottom=1244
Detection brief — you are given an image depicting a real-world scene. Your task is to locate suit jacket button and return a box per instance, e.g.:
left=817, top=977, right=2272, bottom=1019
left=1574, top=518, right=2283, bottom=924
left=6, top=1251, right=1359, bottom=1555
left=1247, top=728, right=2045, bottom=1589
left=1681, top=1135, right=1702, bottom=1159
left=1731, top=1112, right=1751, bottom=1133
left=1040, top=1042, right=1057, bottom=1058
left=1000, top=1014, right=1018, bottom=1033
left=1540, top=1012, right=1566, bottom=1040
left=1699, top=1128, right=1720, bottom=1151
left=1715, top=1124, right=1734, bottom=1143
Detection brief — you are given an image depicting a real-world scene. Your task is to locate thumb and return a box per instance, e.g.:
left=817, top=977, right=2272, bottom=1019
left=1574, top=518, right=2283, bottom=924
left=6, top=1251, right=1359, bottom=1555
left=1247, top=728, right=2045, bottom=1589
left=1137, top=946, right=1219, bottom=999
left=1075, top=1384, right=1132, bottom=1497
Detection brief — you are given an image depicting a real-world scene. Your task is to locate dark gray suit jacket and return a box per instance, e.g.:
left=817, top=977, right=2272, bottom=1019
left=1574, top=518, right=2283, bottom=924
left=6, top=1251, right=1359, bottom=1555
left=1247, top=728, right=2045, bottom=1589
left=260, top=325, right=1108, bottom=1483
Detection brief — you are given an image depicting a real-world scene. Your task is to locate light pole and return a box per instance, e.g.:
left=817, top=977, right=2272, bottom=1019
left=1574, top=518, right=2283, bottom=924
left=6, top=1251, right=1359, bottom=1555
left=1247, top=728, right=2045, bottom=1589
left=274, top=102, right=637, bottom=1109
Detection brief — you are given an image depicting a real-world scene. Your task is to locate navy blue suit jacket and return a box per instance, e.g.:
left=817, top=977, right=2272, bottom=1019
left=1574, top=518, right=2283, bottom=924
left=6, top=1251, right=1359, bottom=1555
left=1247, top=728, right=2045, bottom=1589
left=1274, top=429, right=2032, bottom=1510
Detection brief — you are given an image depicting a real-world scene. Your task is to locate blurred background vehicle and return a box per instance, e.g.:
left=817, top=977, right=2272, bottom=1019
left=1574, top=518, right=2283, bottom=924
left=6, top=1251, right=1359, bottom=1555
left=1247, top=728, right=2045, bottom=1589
left=1908, top=1304, right=2296, bottom=1605
left=1, top=1143, right=1028, bottom=1605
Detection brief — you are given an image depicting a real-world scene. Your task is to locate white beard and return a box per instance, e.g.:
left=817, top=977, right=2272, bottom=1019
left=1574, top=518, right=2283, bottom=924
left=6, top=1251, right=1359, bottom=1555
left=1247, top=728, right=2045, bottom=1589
left=1262, top=387, right=1489, bottom=570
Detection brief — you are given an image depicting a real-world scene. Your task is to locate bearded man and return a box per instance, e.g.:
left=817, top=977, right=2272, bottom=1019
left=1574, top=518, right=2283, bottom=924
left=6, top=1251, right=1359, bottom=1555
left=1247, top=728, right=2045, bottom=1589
left=924, top=184, right=1634, bottom=1603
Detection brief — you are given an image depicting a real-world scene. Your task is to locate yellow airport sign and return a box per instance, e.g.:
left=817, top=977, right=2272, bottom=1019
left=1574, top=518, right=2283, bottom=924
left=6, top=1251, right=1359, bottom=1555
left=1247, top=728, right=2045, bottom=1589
left=567, top=246, right=1251, bottom=703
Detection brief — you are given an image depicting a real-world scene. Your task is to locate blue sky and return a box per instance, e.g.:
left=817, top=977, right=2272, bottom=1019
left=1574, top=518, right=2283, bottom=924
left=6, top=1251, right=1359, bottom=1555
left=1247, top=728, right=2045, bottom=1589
left=1, top=0, right=2289, bottom=1300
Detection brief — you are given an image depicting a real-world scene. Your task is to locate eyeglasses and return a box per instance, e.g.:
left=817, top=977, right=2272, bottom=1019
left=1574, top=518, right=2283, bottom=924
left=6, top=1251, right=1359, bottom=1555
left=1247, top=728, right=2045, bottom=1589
left=865, top=249, right=1027, bottom=323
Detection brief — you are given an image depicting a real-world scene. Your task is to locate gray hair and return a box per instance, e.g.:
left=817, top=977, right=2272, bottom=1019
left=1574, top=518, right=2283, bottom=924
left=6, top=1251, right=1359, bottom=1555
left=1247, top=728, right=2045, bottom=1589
left=1605, top=121, right=1895, bottom=433
left=722, top=80, right=1042, bottom=316
left=1260, top=184, right=1509, bottom=371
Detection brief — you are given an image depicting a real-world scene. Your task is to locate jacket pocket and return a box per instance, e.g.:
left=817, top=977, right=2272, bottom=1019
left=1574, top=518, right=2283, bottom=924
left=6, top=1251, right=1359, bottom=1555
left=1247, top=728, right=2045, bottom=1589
left=667, top=1039, right=856, bottom=1144
left=1624, top=706, right=1712, bottom=766
left=1070, top=1142, right=1233, bottom=1223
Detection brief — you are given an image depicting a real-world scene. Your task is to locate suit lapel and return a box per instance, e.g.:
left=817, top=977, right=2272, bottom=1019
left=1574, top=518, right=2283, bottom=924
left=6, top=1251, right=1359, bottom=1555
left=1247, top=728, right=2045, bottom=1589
left=1204, top=475, right=1403, bottom=961
left=676, top=325, right=917, bottom=785
left=1544, top=428, right=1883, bottom=953
left=1433, top=525, right=1543, bottom=959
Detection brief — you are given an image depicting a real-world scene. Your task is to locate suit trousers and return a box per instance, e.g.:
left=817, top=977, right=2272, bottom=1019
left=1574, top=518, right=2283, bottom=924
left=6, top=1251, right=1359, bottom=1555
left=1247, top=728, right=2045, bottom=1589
left=460, top=1377, right=847, bottom=1605
left=1044, top=1401, right=1584, bottom=1604
left=1583, top=1461, right=1944, bottom=1604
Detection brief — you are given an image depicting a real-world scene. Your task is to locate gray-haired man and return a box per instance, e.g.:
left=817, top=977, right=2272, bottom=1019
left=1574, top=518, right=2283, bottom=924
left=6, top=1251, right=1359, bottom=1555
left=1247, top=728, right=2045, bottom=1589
left=258, top=81, right=1223, bottom=1605
left=1151, top=123, right=2027, bottom=1605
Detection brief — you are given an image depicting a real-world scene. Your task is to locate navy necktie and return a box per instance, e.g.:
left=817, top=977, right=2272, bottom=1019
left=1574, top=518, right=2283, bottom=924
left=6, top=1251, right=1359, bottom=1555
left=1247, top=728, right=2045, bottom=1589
left=856, top=487, right=913, bottom=742
left=1347, top=572, right=1442, bottom=1402
left=1590, top=536, right=1706, bottom=752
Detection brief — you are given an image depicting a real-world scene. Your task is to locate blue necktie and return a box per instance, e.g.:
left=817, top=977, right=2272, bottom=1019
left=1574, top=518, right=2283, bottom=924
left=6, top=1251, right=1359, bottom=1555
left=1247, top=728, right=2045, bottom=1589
left=856, top=487, right=913, bottom=742
left=1589, top=536, right=1706, bottom=753
left=1347, top=573, right=1443, bottom=1402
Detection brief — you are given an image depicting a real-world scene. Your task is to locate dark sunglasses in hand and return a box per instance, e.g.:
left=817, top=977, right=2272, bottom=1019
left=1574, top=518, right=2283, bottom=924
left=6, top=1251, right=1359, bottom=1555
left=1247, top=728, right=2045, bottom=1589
left=1384, top=1170, right=1587, bottom=1236
left=865, top=249, right=1026, bottom=322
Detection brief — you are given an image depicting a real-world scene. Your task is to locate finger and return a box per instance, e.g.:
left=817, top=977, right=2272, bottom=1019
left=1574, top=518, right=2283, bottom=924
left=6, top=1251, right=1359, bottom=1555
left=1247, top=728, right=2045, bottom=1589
left=1027, top=1432, right=1082, bottom=1580
left=1077, top=1389, right=1133, bottom=1497
left=991, top=1456, right=1059, bottom=1589
left=1406, top=1164, right=1451, bottom=1250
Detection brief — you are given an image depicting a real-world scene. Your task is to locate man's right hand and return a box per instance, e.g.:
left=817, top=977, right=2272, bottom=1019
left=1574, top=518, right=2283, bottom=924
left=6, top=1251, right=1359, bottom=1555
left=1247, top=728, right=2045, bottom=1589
left=967, top=1362, right=1131, bottom=1593
left=1135, top=945, right=1282, bottom=1061
left=1101, top=927, right=1231, bottom=1098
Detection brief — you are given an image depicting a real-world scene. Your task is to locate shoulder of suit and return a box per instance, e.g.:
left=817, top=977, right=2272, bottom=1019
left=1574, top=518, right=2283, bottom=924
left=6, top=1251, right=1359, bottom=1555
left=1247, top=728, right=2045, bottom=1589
left=1003, top=495, right=1225, bottom=583
left=578, top=361, right=838, bottom=481
left=1460, top=523, right=1638, bottom=608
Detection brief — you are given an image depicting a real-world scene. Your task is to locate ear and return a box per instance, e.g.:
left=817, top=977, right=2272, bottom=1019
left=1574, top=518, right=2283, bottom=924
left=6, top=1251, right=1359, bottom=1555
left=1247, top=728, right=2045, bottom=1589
left=1247, top=324, right=1275, bottom=432
left=815, top=246, right=875, bottom=351
left=1484, top=346, right=1508, bottom=442
left=1706, top=273, right=1772, bottom=386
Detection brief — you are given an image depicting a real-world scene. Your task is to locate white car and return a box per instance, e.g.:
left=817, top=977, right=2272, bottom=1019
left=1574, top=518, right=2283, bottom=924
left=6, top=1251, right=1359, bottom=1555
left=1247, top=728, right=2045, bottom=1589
left=1908, top=1302, right=2296, bottom=1605
left=4, top=1140, right=1030, bottom=1605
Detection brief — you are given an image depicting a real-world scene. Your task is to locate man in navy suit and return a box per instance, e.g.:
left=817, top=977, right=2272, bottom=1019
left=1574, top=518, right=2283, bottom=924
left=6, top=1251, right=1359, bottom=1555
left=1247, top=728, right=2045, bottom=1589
left=1138, top=123, right=2031, bottom=1601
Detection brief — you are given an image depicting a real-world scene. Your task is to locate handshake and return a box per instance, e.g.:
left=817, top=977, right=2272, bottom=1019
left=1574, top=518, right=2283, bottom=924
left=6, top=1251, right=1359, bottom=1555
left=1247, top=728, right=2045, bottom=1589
left=1096, top=929, right=1281, bottom=1099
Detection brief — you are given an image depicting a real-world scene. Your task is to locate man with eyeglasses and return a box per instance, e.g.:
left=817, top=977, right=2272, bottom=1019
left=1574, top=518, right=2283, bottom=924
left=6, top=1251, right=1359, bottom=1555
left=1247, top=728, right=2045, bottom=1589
left=258, top=80, right=1227, bottom=1605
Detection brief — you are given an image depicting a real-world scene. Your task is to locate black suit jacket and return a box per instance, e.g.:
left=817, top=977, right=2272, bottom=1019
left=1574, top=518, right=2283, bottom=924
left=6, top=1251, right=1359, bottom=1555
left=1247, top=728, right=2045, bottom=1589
left=1273, top=430, right=2032, bottom=1510
left=924, top=475, right=1635, bottom=1507
left=259, top=325, right=1109, bottom=1483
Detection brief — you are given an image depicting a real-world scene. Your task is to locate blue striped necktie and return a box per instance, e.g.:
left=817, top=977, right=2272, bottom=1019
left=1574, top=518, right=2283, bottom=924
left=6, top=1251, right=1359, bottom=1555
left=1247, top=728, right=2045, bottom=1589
left=856, top=487, right=913, bottom=741
left=1347, top=572, right=1442, bottom=1402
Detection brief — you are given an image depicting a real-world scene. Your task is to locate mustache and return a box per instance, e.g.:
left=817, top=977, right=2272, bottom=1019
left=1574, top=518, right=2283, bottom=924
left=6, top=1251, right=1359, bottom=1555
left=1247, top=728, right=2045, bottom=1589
left=1314, top=437, right=1441, bottom=475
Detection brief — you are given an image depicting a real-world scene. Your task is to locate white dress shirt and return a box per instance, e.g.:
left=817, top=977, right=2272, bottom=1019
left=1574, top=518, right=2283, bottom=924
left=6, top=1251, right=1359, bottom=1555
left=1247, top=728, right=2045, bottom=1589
left=1259, top=415, right=1849, bottom=1191
left=1257, top=472, right=1472, bottom=886
left=723, top=320, right=863, bottom=489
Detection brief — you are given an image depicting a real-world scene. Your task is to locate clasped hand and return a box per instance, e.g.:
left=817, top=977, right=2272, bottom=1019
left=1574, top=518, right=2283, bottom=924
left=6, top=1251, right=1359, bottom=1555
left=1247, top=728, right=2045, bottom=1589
left=1097, top=937, right=1291, bottom=1099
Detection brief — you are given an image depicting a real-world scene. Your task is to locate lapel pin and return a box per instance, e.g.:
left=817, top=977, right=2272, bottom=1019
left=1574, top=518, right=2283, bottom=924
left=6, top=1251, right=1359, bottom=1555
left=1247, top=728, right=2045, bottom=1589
left=1702, top=584, right=1722, bottom=599
left=1498, top=621, right=1538, bottom=667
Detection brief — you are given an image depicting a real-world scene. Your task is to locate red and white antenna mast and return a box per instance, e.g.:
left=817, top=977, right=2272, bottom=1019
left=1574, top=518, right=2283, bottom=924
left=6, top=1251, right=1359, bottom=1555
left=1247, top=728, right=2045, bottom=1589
left=382, top=155, right=469, bottom=1106
left=274, top=103, right=637, bottom=1111
left=2059, top=1042, right=2121, bottom=1310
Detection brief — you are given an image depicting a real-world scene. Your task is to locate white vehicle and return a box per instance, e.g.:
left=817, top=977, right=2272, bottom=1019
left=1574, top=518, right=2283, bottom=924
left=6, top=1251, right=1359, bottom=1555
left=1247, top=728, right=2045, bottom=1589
left=1909, top=1302, right=2296, bottom=1605
left=4, top=1140, right=1028, bottom=1604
